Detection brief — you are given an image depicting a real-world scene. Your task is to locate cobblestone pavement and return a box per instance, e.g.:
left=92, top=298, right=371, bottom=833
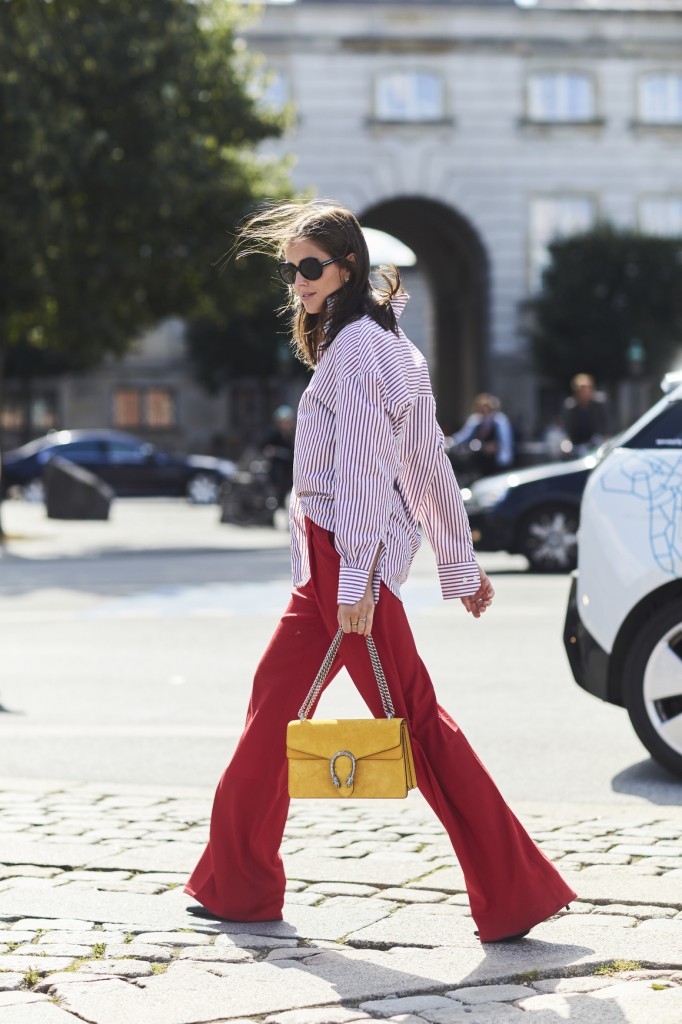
left=1, top=780, right=682, bottom=1023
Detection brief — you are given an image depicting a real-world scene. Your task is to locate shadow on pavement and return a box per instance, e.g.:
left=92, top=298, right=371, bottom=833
left=611, top=759, right=682, bottom=805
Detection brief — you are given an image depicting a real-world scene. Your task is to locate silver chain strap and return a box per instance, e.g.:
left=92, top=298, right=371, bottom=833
left=297, top=628, right=395, bottom=721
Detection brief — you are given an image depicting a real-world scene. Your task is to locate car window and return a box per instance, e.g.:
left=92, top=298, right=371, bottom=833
left=58, top=441, right=105, bottom=463
left=106, top=440, right=150, bottom=464
left=625, top=400, right=682, bottom=450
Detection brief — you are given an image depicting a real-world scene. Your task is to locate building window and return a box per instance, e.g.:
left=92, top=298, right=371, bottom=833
left=375, top=72, right=444, bottom=122
left=640, top=197, right=682, bottom=237
left=527, top=72, right=595, bottom=122
left=529, top=197, right=596, bottom=289
left=113, top=389, right=142, bottom=429
left=146, top=388, right=175, bottom=428
left=639, top=73, right=682, bottom=124
left=0, top=392, right=58, bottom=434
left=113, top=388, right=176, bottom=429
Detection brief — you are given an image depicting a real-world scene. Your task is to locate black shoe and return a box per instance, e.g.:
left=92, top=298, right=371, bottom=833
left=186, top=904, right=225, bottom=922
left=475, top=927, right=530, bottom=943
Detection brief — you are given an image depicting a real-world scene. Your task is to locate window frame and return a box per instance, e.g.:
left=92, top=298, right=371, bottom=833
left=638, top=195, right=682, bottom=237
left=373, top=69, right=447, bottom=124
left=112, top=386, right=177, bottom=431
left=528, top=194, right=598, bottom=292
left=638, top=71, right=682, bottom=125
left=526, top=69, right=598, bottom=124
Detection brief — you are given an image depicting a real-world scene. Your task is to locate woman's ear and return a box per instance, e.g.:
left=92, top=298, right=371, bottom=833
left=344, top=252, right=356, bottom=283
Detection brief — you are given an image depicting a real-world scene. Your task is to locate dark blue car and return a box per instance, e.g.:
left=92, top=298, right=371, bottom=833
left=460, top=452, right=603, bottom=572
left=1, top=429, right=234, bottom=504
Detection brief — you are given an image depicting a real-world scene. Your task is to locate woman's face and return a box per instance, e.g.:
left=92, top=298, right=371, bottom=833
left=283, top=238, right=348, bottom=315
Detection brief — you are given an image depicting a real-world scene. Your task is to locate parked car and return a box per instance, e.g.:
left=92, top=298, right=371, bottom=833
left=564, top=372, right=682, bottom=776
left=459, top=451, right=608, bottom=572
left=1, top=430, right=235, bottom=504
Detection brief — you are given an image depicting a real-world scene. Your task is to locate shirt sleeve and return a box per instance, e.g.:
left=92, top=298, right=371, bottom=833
left=420, top=446, right=480, bottom=600
left=334, top=372, right=397, bottom=605
left=289, top=488, right=310, bottom=589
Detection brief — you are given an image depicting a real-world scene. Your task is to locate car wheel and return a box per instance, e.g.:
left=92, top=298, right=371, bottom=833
left=519, top=504, right=578, bottom=572
left=186, top=472, right=220, bottom=505
left=20, top=478, right=45, bottom=503
left=623, top=601, right=682, bottom=777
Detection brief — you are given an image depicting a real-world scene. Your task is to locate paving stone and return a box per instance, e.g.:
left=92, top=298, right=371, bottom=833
left=35, top=973, right=121, bottom=991
left=420, top=1004, right=524, bottom=1022
left=284, top=892, right=325, bottom=906
left=266, top=1008, right=370, bottom=1024
left=103, top=944, right=174, bottom=962
left=446, top=985, right=533, bottom=1003
left=358, top=995, right=455, bottom=1015
left=375, top=889, right=447, bottom=904
left=84, top=843, right=205, bottom=873
left=0, top=931, right=37, bottom=943
left=81, top=959, right=153, bottom=978
left=12, top=920, right=95, bottom=932
left=200, top=898, right=394, bottom=943
left=0, top=956, right=75, bottom=972
left=592, top=904, right=678, bottom=920
left=405, top=866, right=466, bottom=894
left=133, top=931, right=211, bottom=946
left=36, top=931, right=122, bottom=946
left=517, top=980, right=682, bottom=1023
left=213, top=933, right=298, bottom=949
left=11, top=943, right=95, bottom=958
left=265, top=948, right=335, bottom=962
left=0, top=885, right=198, bottom=929
left=531, top=976, right=619, bottom=993
left=0, top=868, right=59, bottom=880
left=0, top=973, right=24, bottom=991
left=0, top=991, right=49, bottom=1006
left=305, top=884, right=380, bottom=898
left=285, top=854, right=429, bottom=887
left=347, top=906, right=476, bottom=948
left=177, top=946, right=254, bottom=963
left=560, top=868, right=682, bottom=908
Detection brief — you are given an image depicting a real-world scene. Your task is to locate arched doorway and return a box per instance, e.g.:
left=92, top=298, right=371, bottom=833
left=361, top=197, right=490, bottom=431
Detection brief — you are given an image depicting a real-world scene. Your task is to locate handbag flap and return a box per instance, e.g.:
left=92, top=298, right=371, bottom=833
left=286, top=718, right=406, bottom=761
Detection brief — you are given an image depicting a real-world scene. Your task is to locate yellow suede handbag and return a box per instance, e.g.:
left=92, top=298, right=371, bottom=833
left=286, top=628, right=417, bottom=799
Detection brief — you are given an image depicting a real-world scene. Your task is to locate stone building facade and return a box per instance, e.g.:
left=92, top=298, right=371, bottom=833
left=244, top=0, right=682, bottom=433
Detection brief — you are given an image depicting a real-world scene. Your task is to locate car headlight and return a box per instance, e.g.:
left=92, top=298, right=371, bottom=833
left=467, top=479, right=510, bottom=509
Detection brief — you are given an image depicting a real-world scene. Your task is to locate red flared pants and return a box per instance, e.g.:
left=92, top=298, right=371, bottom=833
left=185, top=519, right=576, bottom=942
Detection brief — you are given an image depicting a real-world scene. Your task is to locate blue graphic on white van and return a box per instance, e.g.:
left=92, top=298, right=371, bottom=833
left=600, top=453, right=682, bottom=576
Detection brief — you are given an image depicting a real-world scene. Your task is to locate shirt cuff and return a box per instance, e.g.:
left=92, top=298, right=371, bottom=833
left=338, top=565, right=371, bottom=605
left=437, top=561, right=480, bottom=600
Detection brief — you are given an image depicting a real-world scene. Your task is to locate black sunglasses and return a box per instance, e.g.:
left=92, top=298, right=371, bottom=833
left=277, top=254, right=345, bottom=286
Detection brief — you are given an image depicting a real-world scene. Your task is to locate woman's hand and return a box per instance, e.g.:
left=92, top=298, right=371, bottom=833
left=338, top=592, right=374, bottom=636
left=460, top=566, right=495, bottom=619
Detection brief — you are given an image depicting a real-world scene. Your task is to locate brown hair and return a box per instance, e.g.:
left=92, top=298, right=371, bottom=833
left=233, top=200, right=403, bottom=366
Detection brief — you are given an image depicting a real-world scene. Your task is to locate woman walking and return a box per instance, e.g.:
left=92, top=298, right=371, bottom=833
left=185, top=200, right=576, bottom=942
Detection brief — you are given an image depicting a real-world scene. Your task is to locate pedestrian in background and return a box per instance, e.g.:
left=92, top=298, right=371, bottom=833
left=448, top=392, right=514, bottom=479
left=562, top=373, right=610, bottom=455
left=260, top=404, right=295, bottom=510
left=185, top=200, right=575, bottom=942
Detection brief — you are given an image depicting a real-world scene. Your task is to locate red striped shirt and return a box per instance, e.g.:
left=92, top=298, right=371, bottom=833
left=291, top=294, right=480, bottom=605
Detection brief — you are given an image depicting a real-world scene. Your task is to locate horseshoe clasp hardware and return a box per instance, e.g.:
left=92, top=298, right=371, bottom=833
left=330, top=750, right=356, bottom=789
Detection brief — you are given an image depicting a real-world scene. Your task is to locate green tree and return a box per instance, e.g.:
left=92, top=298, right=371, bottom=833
left=530, top=226, right=682, bottom=385
left=0, top=0, right=291, bottom=455
left=0, top=0, right=290, bottom=532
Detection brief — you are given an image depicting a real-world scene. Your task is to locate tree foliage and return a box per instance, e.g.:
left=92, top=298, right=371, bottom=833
left=530, top=226, right=682, bottom=385
left=0, top=0, right=291, bottom=379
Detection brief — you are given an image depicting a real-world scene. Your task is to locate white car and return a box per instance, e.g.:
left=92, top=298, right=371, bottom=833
left=564, top=372, right=682, bottom=776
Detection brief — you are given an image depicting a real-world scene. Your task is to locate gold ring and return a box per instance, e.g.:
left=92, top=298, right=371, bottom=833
left=351, top=621, right=359, bottom=627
